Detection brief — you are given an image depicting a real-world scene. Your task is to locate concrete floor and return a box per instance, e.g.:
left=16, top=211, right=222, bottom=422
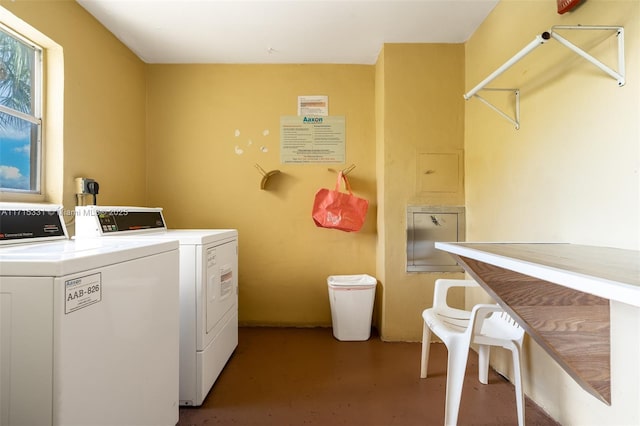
left=178, top=327, right=559, bottom=426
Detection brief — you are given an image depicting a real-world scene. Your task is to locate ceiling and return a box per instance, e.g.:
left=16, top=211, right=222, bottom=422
left=76, top=0, right=499, bottom=64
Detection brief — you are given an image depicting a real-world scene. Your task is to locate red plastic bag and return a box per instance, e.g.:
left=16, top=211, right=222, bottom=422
left=312, top=172, right=369, bottom=232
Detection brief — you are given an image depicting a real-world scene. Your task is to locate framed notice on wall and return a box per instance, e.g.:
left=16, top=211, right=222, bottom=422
left=280, top=116, right=345, bottom=164
left=298, top=95, right=328, bottom=116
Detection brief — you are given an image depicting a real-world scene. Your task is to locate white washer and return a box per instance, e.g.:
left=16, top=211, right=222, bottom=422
left=75, top=205, right=238, bottom=406
left=0, top=203, right=180, bottom=426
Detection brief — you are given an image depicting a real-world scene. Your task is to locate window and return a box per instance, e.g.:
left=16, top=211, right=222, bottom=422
left=0, top=24, right=42, bottom=193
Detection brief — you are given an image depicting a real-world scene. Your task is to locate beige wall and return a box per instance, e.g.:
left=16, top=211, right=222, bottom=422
left=145, top=64, right=377, bottom=326
left=0, top=0, right=148, bottom=218
left=465, top=1, right=639, bottom=424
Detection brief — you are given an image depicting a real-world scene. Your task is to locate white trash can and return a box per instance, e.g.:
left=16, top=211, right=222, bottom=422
left=327, top=274, right=377, bottom=341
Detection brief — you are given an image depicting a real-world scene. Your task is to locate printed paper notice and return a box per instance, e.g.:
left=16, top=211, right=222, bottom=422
left=280, top=116, right=345, bottom=164
left=298, top=95, right=328, bottom=116
left=65, top=273, right=102, bottom=314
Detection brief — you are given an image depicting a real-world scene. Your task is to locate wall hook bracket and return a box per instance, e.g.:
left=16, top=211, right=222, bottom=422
left=328, top=164, right=356, bottom=176
left=255, top=163, right=280, bottom=190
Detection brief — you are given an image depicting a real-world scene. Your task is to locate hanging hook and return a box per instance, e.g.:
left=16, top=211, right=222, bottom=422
left=255, top=163, right=280, bottom=190
left=328, top=164, right=356, bottom=176
left=342, top=164, right=356, bottom=175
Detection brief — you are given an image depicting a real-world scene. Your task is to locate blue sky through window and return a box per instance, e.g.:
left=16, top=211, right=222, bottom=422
left=0, top=125, right=31, bottom=190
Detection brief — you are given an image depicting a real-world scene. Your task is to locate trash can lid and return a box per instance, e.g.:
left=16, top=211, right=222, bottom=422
left=327, top=274, right=377, bottom=288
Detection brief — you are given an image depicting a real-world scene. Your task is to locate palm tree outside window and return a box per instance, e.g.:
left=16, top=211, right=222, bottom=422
left=0, top=24, right=42, bottom=193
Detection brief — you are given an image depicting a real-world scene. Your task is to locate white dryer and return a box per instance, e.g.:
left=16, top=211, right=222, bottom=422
left=0, top=203, right=180, bottom=426
left=75, top=205, right=238, bottom=406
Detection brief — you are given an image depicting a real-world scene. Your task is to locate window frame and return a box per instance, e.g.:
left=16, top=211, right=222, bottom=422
left=0, top=22, right=44, bottom=195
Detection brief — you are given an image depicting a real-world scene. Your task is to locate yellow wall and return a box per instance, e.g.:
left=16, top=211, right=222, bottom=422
left=374, top=47, right=386, bottom=331
left=145, top=46, right=467, bottom=334
left=465, top=1, right=639, bottom=424
left=145, top=64, right=377, bottom=326
left=375, top=44, right=467, bottom=341
left=1, top=1, right=468, bottom=337
left=5, top=2, right=639, bottom=423
left=0, top=0, right=148, bottom=218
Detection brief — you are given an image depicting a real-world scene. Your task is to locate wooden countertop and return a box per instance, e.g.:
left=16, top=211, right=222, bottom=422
left=435, top=242, right=640, bottom=307
left=434, top=242, right=640, bottom=405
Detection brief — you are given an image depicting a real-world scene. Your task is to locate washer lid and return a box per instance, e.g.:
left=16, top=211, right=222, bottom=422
left=0, top=238, right=178, bottom=276
left=327, top=274, right=377, bottom=288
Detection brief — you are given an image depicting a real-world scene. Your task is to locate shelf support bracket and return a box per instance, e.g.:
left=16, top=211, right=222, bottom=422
left=550, top=25, right=625, bottom=87
left=464, top=25, right=626, bottom=129
left=464, top=33, right=550, bottom=100
left=472, top=89, right=520, bottom=130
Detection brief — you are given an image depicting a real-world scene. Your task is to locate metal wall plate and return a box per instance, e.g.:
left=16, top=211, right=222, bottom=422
left=406, top=206, right=465, bottom=272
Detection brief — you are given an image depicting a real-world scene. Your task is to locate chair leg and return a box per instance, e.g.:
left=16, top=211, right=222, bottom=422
left=477, top=344, right=490, bottom=385
left=420, top=322, right=432, bottom=378
left=444, top=344, right=470, bottom=426
left=511, top=345, right=525, bottom=426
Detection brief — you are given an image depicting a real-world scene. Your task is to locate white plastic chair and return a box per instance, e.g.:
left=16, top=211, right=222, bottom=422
left=420, top=279, right=525, bottom=426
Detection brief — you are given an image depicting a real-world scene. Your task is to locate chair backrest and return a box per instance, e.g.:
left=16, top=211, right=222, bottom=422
left=431, top=279, right=479, bottom=332
left=475, top=309, right=525, bottom=344
left=433, top=279, right=479, bottom=313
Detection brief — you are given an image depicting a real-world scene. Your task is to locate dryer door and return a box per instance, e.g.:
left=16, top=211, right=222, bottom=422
left=204, top=240, right=238, bottom=343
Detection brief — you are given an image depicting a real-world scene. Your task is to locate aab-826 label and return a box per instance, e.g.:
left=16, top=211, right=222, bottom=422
left=65, top=272, right=102, bottom=314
